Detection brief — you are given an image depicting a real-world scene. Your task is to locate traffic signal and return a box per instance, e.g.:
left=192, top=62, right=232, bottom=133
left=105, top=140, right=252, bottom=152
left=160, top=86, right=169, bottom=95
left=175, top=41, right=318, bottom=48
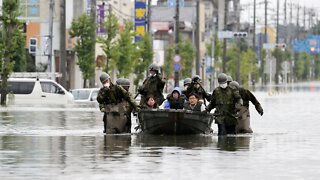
left=29, top=38, right=37, bottom=54
left=275, top=43, right=286, bottom=49
left=233, top=32, right=248, bottom=38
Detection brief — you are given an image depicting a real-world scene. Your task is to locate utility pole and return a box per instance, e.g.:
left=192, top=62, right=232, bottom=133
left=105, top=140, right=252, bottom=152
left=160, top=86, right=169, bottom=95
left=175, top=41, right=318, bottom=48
left=211, top=1, right=216, bottom=91
left=253, top=0, right=256, bottom=52
left=48, top=0, right=54, bottom=78
left=297, top=4, right=300, bottom=39
left=60, top=0, right=66, bottom=88
left=222, top=0, right=228, bottom=73
left=174, top=0, right=180, bottom=87
left=284, top=0, right=287, bottom=44
left=236, top=1, right=241, bottom=83
left=195, top=0, right=200, bottom=75
left=147, top=0, right=151, bottom=33
left=89, top=0, right=96, bottom=87
left=263, top=0, right=268, bottom=86
left=275, top=0, right=280, bottom=85
left=303, top=6, right=306, bottom=31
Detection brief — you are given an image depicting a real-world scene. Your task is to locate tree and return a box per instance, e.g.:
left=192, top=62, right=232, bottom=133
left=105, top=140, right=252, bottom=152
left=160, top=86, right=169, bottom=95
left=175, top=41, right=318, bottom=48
left=12, top=29, right=27, bottom=72
left=0, top=0, right=25, bottom=105
left=226, top=44, right=258, bottom=87
left=70, top=14, right=96, bottom=88
left=179, top=39, right=195, bottom=79
left=115, top=22, right=138, bottom=77
left=98, top=12, right=119, bottom=73
left=134, top=33, right=153, bottom=89
left=163, top=46, right=175, bottom=80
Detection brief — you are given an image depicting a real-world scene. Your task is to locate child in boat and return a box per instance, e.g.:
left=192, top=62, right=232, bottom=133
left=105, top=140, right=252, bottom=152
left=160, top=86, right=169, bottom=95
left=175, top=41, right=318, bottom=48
left=183, top=93, right=206, bottom=112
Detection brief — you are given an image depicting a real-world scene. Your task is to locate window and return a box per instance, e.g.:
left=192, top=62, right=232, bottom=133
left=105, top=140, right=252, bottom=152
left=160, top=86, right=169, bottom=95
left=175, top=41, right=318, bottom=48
left=8, top=81, right=35, bottom=94
left=40, top=82, right=64, bottom=94
left=71, top=90, right=91, bottom=100
left=91, top=90, right=99, bottom=101
left=19, top=0, right=40, bottom=18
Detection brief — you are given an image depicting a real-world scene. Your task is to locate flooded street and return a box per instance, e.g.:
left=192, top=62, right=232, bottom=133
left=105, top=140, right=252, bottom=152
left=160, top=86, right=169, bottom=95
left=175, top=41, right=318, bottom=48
left=1, top=89, right=320, bottom=179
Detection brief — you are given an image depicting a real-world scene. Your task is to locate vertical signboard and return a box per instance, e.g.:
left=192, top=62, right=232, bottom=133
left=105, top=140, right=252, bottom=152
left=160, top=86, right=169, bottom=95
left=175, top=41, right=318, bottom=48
left=134, top=0, right=146, bottom=42
left=97, top=3, right=105, bottom=34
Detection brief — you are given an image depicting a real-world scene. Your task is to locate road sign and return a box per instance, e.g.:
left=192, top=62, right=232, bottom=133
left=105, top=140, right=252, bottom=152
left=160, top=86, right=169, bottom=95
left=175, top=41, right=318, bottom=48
left=174, top=55, right=180, bottom=63
left=263, top=43, right=286, bottom=50
left=218, top=31, right=233, bottom=39
left=174, top=63, right=180, bottom=71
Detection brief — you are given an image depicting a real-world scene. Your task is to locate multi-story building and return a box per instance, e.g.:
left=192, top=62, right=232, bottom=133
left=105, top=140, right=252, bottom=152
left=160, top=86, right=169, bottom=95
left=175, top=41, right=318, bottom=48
left=15, top=0, right=133, bottom=89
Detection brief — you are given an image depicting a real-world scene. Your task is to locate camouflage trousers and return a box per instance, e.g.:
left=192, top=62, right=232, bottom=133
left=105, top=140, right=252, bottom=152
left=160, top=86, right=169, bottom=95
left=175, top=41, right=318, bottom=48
left=104, top=103, right=128, bottom=134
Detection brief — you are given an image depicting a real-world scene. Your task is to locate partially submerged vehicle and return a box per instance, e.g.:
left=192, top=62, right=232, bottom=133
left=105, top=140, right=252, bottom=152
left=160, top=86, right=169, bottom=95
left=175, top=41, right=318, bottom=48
left=136, top=109, right=214, bottom=135
left=70, top=88, right=99, bottom=103
left=2, top=77, right=74, bottom=105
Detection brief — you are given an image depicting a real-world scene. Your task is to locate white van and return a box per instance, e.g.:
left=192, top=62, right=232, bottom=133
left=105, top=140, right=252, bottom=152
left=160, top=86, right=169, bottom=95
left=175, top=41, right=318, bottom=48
left=3, top=78, right=74, bottom=105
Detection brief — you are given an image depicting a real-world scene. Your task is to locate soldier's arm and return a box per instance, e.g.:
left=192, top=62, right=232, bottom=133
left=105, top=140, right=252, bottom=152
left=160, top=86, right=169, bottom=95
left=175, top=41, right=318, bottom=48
left=205, top=90, right=216, bottom=112
left=119, top=86, right=138, bottom=110
left=233, top=88, right=243, bottom=110
left=97, top=88, right=107, bottom=112
left=247, top=89, right=263, bottom=115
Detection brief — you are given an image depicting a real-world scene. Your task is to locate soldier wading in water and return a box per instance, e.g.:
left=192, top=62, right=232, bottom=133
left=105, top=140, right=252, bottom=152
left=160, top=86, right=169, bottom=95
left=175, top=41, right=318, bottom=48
left=97, top=73, right=138, bottom=134
left=205, top=73, right=243, bottom=136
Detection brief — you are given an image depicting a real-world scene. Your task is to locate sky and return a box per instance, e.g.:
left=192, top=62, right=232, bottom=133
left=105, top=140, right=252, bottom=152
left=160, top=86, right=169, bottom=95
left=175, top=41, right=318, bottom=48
left=240, top=0, right=320, bottom=29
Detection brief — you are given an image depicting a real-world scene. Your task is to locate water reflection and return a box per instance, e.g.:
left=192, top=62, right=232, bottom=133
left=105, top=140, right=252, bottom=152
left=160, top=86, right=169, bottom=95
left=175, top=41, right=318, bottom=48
left=102, top=135, right=131, bottom=159
left=216, top=136, right=251, bottom=151
left=133, top=134, right=216, bottom=149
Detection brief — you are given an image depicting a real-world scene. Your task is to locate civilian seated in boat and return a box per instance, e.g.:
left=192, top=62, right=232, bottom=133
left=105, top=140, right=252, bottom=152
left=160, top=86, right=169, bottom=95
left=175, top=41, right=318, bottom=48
left=183, top=93, right=206, bottom=112
left=163, top=87, right=186, bottom=110
left=141, top=95, right=159, bottom=109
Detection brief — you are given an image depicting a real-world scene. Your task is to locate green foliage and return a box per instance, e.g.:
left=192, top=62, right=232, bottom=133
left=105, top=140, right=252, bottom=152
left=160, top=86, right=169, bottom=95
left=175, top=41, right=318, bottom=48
left=226, top=44, right=258, bottom=86
left=97, top=12, right=119, bottom=72
left=116, top=22, right=138, bottom=77
left=70, top=13, right=96, bottom=87
left=294, top=52, right=311, bottom=81
left=163, top=39, right=195, bottom=80
left=179, top=39, right=195, bottom=79
left=0, top=0, right=24, bottom=105
left=163, top=45, right=175, bottom=79
left=134, top=33, right=153, bottom=88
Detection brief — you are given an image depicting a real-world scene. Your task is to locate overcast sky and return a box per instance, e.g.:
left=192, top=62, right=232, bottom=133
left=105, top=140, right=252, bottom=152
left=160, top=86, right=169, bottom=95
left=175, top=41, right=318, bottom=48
left=240, top=0, right=320, bottom=28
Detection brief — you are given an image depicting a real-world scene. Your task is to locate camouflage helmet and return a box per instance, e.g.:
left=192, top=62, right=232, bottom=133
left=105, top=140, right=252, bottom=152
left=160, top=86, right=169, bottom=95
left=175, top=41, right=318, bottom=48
left=149, top=64, right=160, bottom=72
left=229, top=81, right=240, bottom=89
left=122, top=78, right=130, bottom=87
left=100, top=72, right=110, bottom=83
left=227, top=75, right=233, bottom=82
left=116, top=78, right=130, bottom=87
left=116, top=78, right=125, bottom=86
left=192, top=75, right=201, bottom=83
left=217, top=73, right=228, bottom=84
left=183, top=78, right=192, bottom=85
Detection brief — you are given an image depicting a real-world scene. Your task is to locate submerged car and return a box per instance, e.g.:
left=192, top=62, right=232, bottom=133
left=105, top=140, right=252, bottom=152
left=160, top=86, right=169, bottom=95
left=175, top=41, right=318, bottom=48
left=2, top=78, right=74, bottom=105
left=70, top=88, right=99, bottom=103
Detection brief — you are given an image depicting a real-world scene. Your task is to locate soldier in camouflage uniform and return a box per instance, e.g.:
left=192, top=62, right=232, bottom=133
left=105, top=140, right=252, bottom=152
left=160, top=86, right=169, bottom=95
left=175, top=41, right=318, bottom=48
left=205, top=73, right=243, bottom=136
left=97, top=73, right=138, bottom=134
left=116, top=78, right=134, bottom=133
left=229, top=81, right=263, bottom=133
left=185, top=75, right=211, bottom=105
left=181, top=78, right=191, bottom=97
left=227, top=75, right=233, bottom=85
left=138, top=64, right=166, bottom=106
